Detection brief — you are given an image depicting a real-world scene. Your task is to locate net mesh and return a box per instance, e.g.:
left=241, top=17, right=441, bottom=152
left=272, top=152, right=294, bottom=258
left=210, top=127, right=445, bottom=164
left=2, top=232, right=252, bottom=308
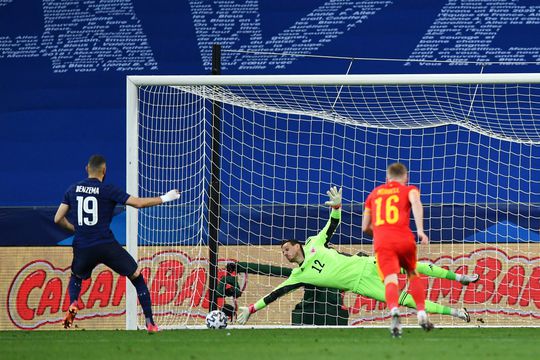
left=132, top=81, right=540, bottom=328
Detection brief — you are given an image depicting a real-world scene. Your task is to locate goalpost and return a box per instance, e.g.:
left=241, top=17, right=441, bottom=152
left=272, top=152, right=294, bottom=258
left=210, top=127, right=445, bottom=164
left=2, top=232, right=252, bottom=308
left=126, top=73, right=540, bottom=329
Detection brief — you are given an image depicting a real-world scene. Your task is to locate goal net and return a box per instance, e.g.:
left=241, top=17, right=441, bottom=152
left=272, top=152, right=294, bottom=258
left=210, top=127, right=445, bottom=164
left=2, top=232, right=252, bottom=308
left=126, top=74, right=540, bottom=329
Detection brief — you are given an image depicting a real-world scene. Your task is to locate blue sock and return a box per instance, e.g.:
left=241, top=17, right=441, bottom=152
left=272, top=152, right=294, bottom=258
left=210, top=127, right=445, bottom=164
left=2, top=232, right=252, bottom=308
left=131, top=274, right=154, bottom=325
left=68, top=274, right=82, bottom=306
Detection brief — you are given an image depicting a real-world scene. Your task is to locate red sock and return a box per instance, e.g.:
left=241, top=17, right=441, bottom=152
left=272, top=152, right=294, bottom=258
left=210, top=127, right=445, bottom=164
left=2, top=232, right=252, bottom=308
left=385, top=283, right=399, bottom=310
left=408, top=276, right=426, bottom=311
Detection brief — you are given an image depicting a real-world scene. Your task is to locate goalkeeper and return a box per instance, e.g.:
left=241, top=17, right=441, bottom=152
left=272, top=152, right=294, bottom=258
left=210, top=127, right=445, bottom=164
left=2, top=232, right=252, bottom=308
left=237, top=187, right=478, bottom=325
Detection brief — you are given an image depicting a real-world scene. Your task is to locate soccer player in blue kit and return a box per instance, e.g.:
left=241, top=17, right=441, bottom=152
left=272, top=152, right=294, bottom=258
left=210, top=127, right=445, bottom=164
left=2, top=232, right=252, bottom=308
left=54, top=155, right=180, bottom=333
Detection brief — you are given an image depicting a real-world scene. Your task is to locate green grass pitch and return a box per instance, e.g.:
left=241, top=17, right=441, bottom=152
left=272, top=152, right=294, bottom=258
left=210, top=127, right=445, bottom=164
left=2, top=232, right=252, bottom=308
left=2, top=328, right=538, bottom=360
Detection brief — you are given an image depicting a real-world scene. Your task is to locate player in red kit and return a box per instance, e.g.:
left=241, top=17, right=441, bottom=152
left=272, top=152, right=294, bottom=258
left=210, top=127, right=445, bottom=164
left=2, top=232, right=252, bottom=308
left=362, top=162, right=432, bottom=337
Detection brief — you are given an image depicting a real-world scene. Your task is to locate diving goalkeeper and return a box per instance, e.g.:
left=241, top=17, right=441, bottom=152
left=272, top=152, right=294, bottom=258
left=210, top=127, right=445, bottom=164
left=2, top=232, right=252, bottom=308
left=237, top=187, right=478, bottom=325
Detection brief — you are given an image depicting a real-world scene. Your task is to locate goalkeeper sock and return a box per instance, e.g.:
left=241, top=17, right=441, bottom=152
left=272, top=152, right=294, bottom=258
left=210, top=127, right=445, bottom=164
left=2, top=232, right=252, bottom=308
left=425, top=300, right=452, bottom=315
left=445, top=271, right=458, bottom=281
left=68, top=274, right=82, bottom=305
left=131, top=274, right=154, bottom=325
left=408, top=276, right=426, bottom=311
left=385, top=283, right=399, bottom=310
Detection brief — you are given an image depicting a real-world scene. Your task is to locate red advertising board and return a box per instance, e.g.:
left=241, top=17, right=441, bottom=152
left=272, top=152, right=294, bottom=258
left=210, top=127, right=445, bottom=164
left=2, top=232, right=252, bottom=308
left=1, top=245, right=538, bottom=329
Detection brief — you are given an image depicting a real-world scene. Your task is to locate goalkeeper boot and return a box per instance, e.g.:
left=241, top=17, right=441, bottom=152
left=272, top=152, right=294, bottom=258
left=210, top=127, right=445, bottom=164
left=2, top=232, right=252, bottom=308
left=389, top=307, right=402, bottom=338
left=63, top=302, right=79, bottom=329
left=459, top=274, right=479, bottom=285
left=417, top=310, right=434, bottom=331
left=456, top=308, right=471, bottom=323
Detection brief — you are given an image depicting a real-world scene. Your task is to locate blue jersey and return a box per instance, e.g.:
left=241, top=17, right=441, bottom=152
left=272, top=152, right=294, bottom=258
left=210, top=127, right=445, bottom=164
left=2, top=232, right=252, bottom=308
left=62, top=178, right=130, bottom=249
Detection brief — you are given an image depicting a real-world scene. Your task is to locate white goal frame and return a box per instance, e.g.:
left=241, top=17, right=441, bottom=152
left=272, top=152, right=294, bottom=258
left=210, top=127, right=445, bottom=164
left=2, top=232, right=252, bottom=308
left=126, top=73, right=540, bottom=330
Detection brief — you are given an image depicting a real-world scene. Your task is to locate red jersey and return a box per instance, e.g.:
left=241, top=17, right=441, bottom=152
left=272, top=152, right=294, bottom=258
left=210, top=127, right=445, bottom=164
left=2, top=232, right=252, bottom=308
left=364, top=181, right=418, bottom=250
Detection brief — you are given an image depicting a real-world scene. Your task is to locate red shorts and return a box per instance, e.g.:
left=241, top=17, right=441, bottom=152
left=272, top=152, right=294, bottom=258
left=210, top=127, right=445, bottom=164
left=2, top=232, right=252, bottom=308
left=375, top=241, right=417, bottom=280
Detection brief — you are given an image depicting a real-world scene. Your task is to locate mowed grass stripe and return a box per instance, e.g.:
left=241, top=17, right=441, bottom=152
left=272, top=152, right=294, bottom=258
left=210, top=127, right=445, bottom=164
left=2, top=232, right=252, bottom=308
left=1, top=328, right=538, bottom=360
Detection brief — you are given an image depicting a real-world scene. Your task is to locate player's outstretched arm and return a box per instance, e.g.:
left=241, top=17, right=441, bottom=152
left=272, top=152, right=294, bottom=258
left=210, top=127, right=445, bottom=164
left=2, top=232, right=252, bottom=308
left=126, top=189, right=180, bottom=209
left=237, top=279, right=303, bottom=325
left=54, top=203, right=75, bottom=233
left=227, top=261, right=292, bottom=277
left=306, top=187, right=342, bottom=249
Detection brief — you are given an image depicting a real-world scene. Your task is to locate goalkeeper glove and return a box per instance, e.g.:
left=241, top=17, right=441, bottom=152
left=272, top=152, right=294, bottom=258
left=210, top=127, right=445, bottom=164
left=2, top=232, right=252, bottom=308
left=237, top=305, right=256, bottom=325
left=324, top=186, right=342, bottom=209
left=160, top=189, right=180, bottom=203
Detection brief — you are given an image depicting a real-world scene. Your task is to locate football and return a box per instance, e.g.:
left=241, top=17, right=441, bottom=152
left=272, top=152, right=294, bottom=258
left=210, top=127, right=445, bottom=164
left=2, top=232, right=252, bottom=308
left=205, top=310, right=228, bottom=329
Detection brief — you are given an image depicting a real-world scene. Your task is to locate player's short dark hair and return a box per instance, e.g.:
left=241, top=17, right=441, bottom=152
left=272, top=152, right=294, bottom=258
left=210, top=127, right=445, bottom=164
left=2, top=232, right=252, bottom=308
left=281, top=239, right=302, bottom=247
left=88, top=154, right=106, bottom=172
left=387, top=162, right=408, bottom=178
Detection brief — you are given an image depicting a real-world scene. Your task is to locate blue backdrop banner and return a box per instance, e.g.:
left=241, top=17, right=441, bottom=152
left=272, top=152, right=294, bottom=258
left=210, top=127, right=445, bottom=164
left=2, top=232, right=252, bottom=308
left=1, top=205, right=538, bottom=247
